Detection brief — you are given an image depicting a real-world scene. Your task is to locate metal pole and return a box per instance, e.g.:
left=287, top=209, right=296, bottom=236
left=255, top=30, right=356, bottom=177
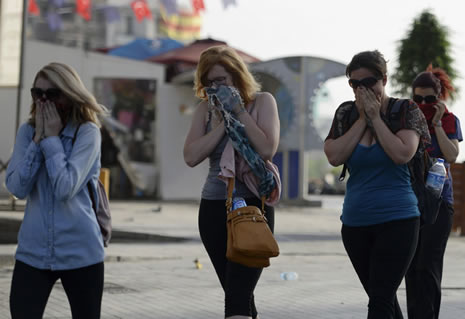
left=298, top=57, right=307, bottom=201
left=15, top=0, right=27, bottom=139
left=9, top=0, right=28, bottom=210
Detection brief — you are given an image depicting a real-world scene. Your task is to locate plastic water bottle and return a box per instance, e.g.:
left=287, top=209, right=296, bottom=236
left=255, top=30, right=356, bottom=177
left=280, top=272, right=298, bottom=281
left=232, top=197, right=247, bottom=210
left=426, top=158, right=447, bottom=198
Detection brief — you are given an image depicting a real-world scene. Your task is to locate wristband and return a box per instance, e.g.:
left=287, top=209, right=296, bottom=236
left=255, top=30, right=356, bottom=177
left=433, top=120, right=442, bottom=127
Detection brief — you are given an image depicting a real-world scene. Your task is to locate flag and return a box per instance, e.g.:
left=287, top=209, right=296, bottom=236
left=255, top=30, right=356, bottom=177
left=50, top=0, right=65, bottom=7
left=102, top=6, right=121, bottom=23
left=28, top=0, right=40, bottom=16
left=76, top=0, right=91, bottom=21
left=158, top=6, right=202, bottom=42
left=131, top=0, right=152, bottom=22
left=222, top=0, right=237, bottom=9
left=191, top=0, right=205, bottom=14
left=160, top=0, right=178, bottom=16
left=47, top=11, right=63, bottom=31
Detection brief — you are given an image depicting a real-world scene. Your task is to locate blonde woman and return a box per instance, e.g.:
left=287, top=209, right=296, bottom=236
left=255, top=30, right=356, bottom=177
left=6, top=62, right=107, bottom=319
left=184, top=46, right=280, bottom=319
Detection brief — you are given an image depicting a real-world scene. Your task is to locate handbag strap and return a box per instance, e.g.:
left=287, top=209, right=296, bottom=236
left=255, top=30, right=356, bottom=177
left=226, top=178, right=265, bottom=213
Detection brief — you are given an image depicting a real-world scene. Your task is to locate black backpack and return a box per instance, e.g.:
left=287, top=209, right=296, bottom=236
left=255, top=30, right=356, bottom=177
left=338, top=99, right=442, bottom=225
left=72, top=124, right=112, bottom=246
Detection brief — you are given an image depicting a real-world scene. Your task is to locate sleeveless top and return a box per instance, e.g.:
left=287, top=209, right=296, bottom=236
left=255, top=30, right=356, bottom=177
left=342, top=143, right=419, bottom=226
left=201, top=95, right=259, bottom=200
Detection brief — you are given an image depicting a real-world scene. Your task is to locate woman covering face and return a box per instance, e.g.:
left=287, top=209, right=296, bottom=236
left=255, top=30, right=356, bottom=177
left=405, top=66, right=462, bottom=319
left=324, top=50, right=430, bottom=318
left=184, top=46, right=280, bottom=319
left=6, top=62, right=108, bottom=318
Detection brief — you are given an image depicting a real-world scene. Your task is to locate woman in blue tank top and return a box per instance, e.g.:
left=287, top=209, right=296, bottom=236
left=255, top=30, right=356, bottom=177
left=324, top=50, right=430, bottom=319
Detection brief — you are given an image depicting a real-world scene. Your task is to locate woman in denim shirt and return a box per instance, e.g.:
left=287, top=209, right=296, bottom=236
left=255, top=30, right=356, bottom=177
left=6, top=62, right=107, bottom=319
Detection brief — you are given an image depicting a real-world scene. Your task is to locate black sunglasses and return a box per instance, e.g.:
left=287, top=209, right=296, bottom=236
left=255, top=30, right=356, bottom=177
left=413, top=94, right=437, bottom=104
left=30, top=88, right=62, bottom=101
left=348, top=77, right=380, bottom=89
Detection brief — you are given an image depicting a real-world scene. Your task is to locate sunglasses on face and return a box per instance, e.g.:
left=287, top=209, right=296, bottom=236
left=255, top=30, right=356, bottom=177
left=348, top=77, right=380, bottom=89
left=206, top=76, right=227, bottom=87
left=30, top=88, right=62, bottom=101
left=413, top=94, right=437, bottom=104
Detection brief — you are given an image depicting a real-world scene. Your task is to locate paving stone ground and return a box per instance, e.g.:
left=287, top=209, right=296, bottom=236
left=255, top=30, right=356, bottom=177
left=0, top=196, right=464, bottom=318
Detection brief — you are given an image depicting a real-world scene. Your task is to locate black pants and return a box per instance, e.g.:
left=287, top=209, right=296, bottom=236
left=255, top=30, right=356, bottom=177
left=199, top=198, right=274, bottom=318
left=405, top=201, right=454, bottom=319
left=10, top=260, right=104, bottom=319
left=342, top=217, right=420, bottom=319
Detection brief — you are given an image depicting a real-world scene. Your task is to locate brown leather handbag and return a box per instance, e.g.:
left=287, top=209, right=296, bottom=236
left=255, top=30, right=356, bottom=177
left=225, top=178, right=279, bottom=268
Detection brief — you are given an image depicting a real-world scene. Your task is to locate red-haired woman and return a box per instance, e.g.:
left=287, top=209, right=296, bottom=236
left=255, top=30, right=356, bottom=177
left=184, top=46, right=280, bottom=319
left=406, top=66, right=463, bottom=319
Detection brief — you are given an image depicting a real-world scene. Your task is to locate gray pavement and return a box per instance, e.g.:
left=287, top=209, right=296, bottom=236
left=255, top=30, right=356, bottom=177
left=0, top=195, right=464, bottom=318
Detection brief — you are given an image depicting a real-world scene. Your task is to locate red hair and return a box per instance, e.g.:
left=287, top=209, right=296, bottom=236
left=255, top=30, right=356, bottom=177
left=412, top=64, right=454, bottom=100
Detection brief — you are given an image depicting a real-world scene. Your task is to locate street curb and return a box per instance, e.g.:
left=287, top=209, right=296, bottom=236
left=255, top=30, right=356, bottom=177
left=0, top=217, right=190, bottom=244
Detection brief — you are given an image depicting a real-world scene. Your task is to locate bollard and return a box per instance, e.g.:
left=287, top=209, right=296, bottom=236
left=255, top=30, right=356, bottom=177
left=99, top=168, right=110, bottom=199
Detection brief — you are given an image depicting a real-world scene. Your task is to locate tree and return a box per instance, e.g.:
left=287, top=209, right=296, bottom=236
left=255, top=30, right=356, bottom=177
left=392, top=10, right=458, bottom=99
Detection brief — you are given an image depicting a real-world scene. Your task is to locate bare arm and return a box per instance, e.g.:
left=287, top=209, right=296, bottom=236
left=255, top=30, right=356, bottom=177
left=431, top=101, right=459, bottom=163
left=324, top=118, right=367, bottom=166
left=183, top=101, right=226, bottom=167
left=434, top=126, right=459, bottom=163
left=371, top=117, right=420, bottom=164
left=234, top=92, right=280, bottom=161
left=358, top=87, right=418, bottom=164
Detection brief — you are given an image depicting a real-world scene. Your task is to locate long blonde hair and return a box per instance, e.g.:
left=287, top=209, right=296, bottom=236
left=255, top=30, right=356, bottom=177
left=29, top=62, right=108, bottom=127
left=194, top=46, right=261, bottom=105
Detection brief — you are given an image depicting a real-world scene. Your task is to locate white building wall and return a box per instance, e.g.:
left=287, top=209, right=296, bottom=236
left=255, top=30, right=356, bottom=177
left=0, top=0, right=23, bottom=85
left=0, top=87, right=18, bottom=195
left=1, top=40, right=206, bottom=200
left=0, top=40, right=164, bottom=197
left=157, top=84, right=208, bottom=200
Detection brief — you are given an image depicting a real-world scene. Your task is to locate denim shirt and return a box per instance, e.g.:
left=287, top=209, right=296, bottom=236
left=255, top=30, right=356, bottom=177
left=6, top=121, right=105, bottom=270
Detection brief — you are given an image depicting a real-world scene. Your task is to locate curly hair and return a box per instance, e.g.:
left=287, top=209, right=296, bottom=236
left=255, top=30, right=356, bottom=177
left=412, top=64, right=454, bottom=100
left=193, top=46, right=260, bottom=105
left=29, top=62, right=108, bottom=127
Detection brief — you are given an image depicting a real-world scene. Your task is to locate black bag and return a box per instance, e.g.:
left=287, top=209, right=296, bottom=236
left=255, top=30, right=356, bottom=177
left=73, top=124, right=112, bottom=246
left=87, top=180, right=112, bottom=247
left=338, top=99, right=442, bottom=225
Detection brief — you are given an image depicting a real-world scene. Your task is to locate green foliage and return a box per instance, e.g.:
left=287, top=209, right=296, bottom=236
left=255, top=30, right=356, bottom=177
left=392, top=10, right=458, bottom=100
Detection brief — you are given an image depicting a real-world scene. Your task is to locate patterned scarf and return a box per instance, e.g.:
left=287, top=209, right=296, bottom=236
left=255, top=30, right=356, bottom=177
left=206, top=86, right=276, bottom=198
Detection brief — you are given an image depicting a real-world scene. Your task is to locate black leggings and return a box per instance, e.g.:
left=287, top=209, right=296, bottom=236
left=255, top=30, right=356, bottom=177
left=199, top=198, right=274, bottom=318
left=341, top=217, right=419, bottom=319
left=405, top=201, right=454, bottom=319
left=10, top=260, right=104, bottom=319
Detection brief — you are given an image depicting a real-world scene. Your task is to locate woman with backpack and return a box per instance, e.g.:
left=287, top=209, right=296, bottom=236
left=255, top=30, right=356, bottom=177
left=405, top=66, right=463, bottom=319
left=324, top=50, right=430, bottom=318
left=6, top=62, right=107, bottom=319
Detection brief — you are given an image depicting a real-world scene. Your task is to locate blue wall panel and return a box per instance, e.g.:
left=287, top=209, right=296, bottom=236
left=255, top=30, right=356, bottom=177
left=288, top=150, right=299, bottom=199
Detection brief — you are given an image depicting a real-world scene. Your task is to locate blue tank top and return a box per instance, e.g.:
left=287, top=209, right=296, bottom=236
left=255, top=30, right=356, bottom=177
left=342, top=143, right=420, bottom=226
